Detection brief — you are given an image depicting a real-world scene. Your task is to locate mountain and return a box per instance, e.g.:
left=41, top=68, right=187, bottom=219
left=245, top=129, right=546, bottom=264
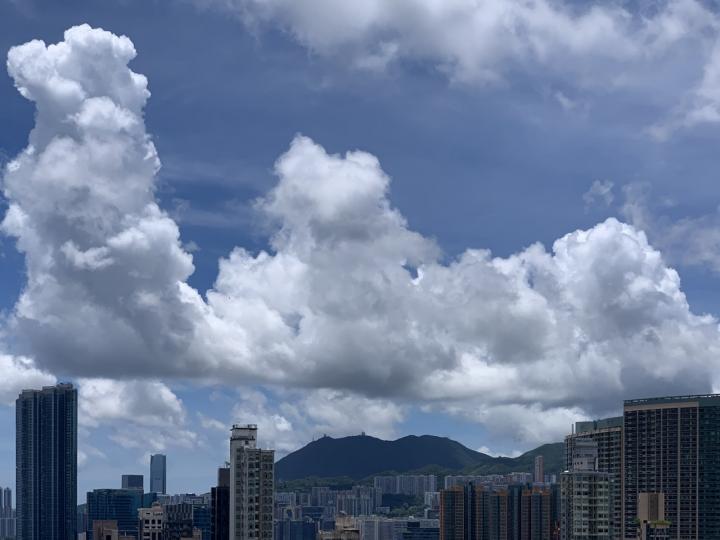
left=276, top=434, right=564, bottom=482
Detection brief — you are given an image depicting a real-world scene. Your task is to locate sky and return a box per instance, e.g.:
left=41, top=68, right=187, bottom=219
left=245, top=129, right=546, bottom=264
left=2, top=0, right=720, bottom=500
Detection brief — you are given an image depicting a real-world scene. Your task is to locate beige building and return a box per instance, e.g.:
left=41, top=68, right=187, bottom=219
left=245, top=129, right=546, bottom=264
left=637, top=493, right=669, bottom=540
left=230, top=425, right=275, bottom=540
left=139, top=503, right=164, bottom=540
left=91, top=520, right=136, bottom=540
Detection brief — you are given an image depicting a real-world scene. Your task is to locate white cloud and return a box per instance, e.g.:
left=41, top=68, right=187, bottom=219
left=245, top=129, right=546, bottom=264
left=621, top=184, right=720, bottom=274
left=4, top=25, right=720, bottom=447
left=0, top=354, right=56, bottom=405
left=478, top=446, right=522, bottom=459
left=192, top=0, right=718, bottom=88
left=583, top=180, right=614, bottom=208
left=78, top=378, right=198, bottom=453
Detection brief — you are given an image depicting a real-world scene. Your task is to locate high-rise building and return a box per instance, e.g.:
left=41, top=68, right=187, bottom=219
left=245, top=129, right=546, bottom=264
left=150, top=455, right=167, bottom=495
left=16, top=383, right=77, bottom=540
left=86, top=489, right=142, bottom=539
left=139, top=502, right=164, bottom=540
left=121, top=475, right=144, bottom=491
left=564, top=417, right=621, bottom=537
left=229, top=425, right=274, bottom=540
left=521, top=487, right=552, bottom=540
left=560, top=439, right=611, bottom=540
left=440, top=484, right=510, bottom=540
left=211, top=467, right=230, bottom=540
left=534, top=457, right=544, bottom=485
left=623, top=394, right=720, bottom=540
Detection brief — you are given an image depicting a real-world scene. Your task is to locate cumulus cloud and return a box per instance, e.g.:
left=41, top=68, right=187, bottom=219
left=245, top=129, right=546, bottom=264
left=4, top=25, right=720, bottom=446
left=0, top=354, right=56, bottom=405
left=78, top=378, right=198, bottom=453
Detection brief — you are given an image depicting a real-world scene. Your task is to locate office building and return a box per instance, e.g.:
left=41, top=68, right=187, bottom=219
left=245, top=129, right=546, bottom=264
left=211, top=467, right=230, bottom=540
left=564, top=417, right=622, bottom=537
left=534, top=457, right=544, bottom=485
left=623, top=394, right=720, bottom=539
left=16, top=383, right=77, bottom=540
left=229, top=425, right=274, bottom=540
left=560, top=440, right=611, bottom=540
left=86, top=489, right=142, bottom=539
left=139, top=502, right=164, bottom=540
left=121, top=475, right=144, bottom=491
left=150, top=455, right=167, bottom=494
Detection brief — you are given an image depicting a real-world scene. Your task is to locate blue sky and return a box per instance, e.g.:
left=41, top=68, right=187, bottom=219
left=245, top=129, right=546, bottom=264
left=2, top=0, right=720, bottom=500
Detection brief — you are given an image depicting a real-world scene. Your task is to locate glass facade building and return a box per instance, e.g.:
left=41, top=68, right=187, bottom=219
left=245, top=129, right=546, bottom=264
left=16, top=383, right=77, bottom=540
left=86, top=489, right=142, bottom=539
left=150, top=455, right=167, bottom=495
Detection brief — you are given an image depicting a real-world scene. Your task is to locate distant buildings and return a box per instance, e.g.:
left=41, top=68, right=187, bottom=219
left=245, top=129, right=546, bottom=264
left=560, top=439, right=611, bottom=540
left=440, top=482, right=557, bottom=540
left=150, top=455, right=167, bottom=495
left=534, top=457, right=544, bottom=485
left=623, top=394, right=720, bottom=539
left=0, top=486, right=15, bottom=540
left=121, top=475, right=144, bottom=492
left=229, top=425, right=274, bottom=540
left=16, top=383, right=77, bottom=540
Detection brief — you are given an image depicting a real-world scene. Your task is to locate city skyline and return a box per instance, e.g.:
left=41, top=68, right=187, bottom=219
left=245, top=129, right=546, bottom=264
left=3, top=0, right=720, bottom=496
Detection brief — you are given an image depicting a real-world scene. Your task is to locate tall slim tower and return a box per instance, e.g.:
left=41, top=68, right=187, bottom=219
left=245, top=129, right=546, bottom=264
left=16, top=383, right=77, bottom=540
left=623, top=394, right=720, bottom=539
left=229, top=425, right=274, bottom=540
left=150, top=454, right=167, bottom=494
left=534, top=455, right=544, bottom=484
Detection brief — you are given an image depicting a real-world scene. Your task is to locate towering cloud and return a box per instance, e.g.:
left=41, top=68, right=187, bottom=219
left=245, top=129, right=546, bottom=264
left=4, top=25, right=720, bottom=444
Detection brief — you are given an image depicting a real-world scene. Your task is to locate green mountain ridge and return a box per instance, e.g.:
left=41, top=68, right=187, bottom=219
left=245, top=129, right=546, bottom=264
left=276, top=434, right=564, bottom=482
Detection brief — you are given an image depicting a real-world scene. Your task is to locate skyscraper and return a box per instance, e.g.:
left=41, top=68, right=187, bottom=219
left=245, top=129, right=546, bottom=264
left=534, top=457, right=544, bottom=485
left=16, top=383, right=77, bottom=540
left=121, top=474, right=144, bottom=491
left=229, top=425, right=274, bottom=540
left=150, top=454, right=167, bottom=494
left=564, top=417, right=622, bottom=537
left=623, top=394, right=720, bottom=540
